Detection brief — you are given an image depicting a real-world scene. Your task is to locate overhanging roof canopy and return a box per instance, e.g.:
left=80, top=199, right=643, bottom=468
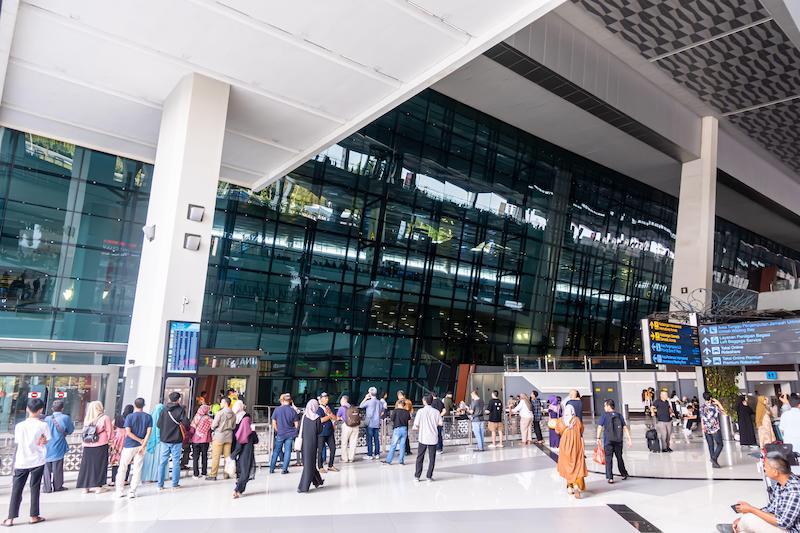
left=0, top=0, right=564, bottom=189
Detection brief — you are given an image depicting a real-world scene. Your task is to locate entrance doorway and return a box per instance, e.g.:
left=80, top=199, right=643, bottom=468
left=0, top=372, right=111, bottom=433
left=593, top=382, right=620, bottom=415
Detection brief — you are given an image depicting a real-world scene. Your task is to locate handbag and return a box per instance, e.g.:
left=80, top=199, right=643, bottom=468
left=223, top=456, right=237, bottom=478
left=547, top=418, right=557, bottom=430
left=593, top=443, right=606, bottom=465
left=293, top=416, right=305, bottom=452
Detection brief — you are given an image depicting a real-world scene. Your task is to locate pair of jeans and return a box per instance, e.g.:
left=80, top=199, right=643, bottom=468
left=318, top=434, right=336, bottom=468
left=415, top=443, right=437, bottom=479
left=386, top=427, right=408, bottom=464
left=366, top=426, right=380, bottom=457
left=705, top=431, right=723, bottom=463
left=436, top=426, right=444, bottom=451
left=42, top=458, right=64, bottom=493
left=191, top=442, right=209, bottom=477
left=8, top=466, right=44, bottom=520
left=603, top=441, right=629, bottom=480
left=157, top=442, right=183, bottom=488
left=533, top=418, right=543, bottom=441
left=472, top=421, right=485, bottom=450
left=270, top=436, right=294, bottom=473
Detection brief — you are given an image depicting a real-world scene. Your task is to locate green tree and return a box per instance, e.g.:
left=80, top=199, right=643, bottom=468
left=704, top=367, right=740, bottom=422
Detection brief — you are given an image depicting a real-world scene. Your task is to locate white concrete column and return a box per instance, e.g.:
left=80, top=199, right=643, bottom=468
left=124, top=73, right=229, bottom=405
left=670, top=116, right=718, bottom=310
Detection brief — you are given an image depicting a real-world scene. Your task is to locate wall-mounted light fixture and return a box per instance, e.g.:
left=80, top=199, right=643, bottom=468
left=187, top=204, right=205, bottom=222
left=183, top=233, right=201, bottom=251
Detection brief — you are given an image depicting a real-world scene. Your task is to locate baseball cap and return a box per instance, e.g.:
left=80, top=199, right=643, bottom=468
left=319, top=392, right=329, bottom=398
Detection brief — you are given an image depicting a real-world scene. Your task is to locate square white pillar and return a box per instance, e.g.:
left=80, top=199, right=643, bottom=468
left=670, top=116, right=718, bottom=311
left=124, top=73, right=229, bottom=405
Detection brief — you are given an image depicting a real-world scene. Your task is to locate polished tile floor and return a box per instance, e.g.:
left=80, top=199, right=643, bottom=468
left=0, top=434, right=763, bottom=533
left=581, top=421, right=761, bottom=480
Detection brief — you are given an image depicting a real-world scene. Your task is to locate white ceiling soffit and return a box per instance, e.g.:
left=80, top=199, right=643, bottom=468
left=1, top=0, right=565, bottom=189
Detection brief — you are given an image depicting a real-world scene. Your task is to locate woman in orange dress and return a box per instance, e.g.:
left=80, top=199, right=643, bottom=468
left=555, top=404, right=588, bottom=498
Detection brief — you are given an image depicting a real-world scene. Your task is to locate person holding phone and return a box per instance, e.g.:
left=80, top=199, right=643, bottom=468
left=701, top=392, right=727, bottom=469
left=716, top=452, right=800, bottom=532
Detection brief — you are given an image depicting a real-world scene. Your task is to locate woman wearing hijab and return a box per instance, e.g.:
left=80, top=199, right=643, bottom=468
left=76, top=401, right=113, bottom=493
left=297, top=399, right=324, bottom=493
left=141, top=403, right=164, bottom=482
left=736, top=395, right=757, bottom=447
left=555, top=404, right=587, bottom=498
left=190, top=404, right=213, bottom=479
left=756, top=395, right=776, bottom=447
left=548, top=396, right=562, bottom=450
left=231, top=401, right=257, bottom=498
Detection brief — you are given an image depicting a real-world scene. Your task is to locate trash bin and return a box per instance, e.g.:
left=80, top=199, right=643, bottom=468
left=720, top=413, right=734, bottom=441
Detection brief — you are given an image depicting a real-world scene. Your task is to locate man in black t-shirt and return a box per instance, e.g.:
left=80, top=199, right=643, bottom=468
left=651, top=390, right=674, bottom=452
left=431, top=393, right=446, bottom=452
left=487, top=390, right=504, bottom=448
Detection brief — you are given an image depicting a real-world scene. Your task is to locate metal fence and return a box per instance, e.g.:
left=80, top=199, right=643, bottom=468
left=0, top=406, right=544, bottom=475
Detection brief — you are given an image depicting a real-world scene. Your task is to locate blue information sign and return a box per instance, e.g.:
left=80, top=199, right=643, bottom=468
left=698, top=319, right=800, bottom=366
left=642, top=319, right=701, bottom=366
left=166, top=321, right=200, bottom=374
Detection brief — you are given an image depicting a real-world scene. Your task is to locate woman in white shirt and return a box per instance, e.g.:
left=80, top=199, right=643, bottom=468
left=513, top=394, right=534, bottom=445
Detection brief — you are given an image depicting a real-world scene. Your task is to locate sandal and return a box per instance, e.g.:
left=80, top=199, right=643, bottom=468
left=1, top=519, right=13, bottom=527
left=30, top=517, right=45, bottom=525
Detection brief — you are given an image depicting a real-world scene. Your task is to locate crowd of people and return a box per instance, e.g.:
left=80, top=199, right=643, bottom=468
left=8, top=385, right=800, bottom=531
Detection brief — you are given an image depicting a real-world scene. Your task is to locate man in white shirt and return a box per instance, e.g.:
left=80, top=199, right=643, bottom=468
left=412, top=394, right=443, bottom=482
left=4, top=398, right=50, bottom=527
left=780, top=395, right=800, bottom=454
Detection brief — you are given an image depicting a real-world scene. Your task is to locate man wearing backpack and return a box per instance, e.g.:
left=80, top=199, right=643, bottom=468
left=339, top=395, right=361, bottom=463
left=156, top=391, right=189, bottom=490
left=596, top=399, right=632, bottom=484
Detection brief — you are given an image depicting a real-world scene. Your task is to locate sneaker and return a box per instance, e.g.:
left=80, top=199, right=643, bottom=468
left=712, top=461, right=721, bottom=469
left=607, top=479, right=614, bottom=484
left=281, top=471, right=289, bottom=475
left=621, top=475, right=629, bottom=480
left=415, top=477, right=421, bottom=482
left=192, top=475, right=200, bottom=480
left=170, top=485, right=181, bottom=491
left=157, top=486, right=166, bottom=492
left=715, top=524, right=734, bottom=533
left=116, top=491, right=126, bottom=498
left=426, top=477, right=433, bottom=482
left=328, top=466, right=339, bottom=472
left=127, top=492, right=136, bottom=499
left=205, top=476, right=216, bottom=481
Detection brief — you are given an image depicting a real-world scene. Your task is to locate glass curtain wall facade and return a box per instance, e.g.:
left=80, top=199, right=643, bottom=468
left=0, top=128, right=152, bottom=344
left=203, top=89, right=680, bottom=401
left=1, top=92, right=799, bottom=404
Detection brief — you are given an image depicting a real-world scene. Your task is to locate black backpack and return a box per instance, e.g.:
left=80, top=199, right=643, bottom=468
left=81, top=419, right=100, bottom=444
left=609, top=413, right=624, bottom=443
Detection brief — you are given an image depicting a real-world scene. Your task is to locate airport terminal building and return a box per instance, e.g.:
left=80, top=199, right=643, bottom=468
left=1, top=0, right=800, bottom=424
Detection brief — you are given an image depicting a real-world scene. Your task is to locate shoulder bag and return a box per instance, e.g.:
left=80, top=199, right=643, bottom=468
left=168, top=410, right=186, bottom=441
left=293, top=416, right=305, bottom=452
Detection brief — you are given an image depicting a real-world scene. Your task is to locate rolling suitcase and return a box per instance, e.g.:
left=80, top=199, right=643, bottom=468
left=646, top=427, right=661, bottom=453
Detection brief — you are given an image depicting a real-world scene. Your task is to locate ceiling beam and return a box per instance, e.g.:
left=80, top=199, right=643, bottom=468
left=649, top=15, right=773, bottom=63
